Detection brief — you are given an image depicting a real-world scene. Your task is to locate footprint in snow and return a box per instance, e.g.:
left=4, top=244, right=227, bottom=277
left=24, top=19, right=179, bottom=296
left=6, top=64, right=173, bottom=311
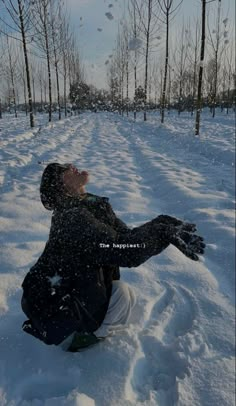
left=131, top=337, right=190, bottom=405
left=128, top=283, right=199, bottom=404
left=141, top=283, right=197, bottom=342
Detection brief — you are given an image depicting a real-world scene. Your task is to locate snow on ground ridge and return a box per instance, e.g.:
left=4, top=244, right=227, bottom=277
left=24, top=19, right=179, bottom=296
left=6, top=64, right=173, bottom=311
left=0, top=110, right=235, bottom=406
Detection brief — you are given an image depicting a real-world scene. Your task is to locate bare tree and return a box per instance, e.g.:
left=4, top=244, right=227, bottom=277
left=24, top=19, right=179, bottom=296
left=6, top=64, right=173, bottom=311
left=60, top=13, right=71, bottom=117
left=50, top=0, right=63, bottom=120
left=207, top=0, right=226, bottom=117
left=124, top=23, right=130, bottom=117
left=18, top=50, right=28, bottom=115
left=0, top=36, right=4, bottom=118
left=134, top=0, right=161, bottom=121
left=110, top=24, right=127, bottom=115
left=6, top=36, right=18, bottom=117
left=158, top=0, right=183, bottom=123
left=128, top=0, right=142, bottom=119
left=186, top=19, right=200, bottom=115
left=67, top=34, right=85, bottom=115
left=117, top=19, right=131, bottom=117
left=225, top=41, right=235, bottom=114
left=0, top=0, right=35, bottom=127
left=117, top=28, right=125, bottom=115
left=107, top=59, right=120, bottom=111
left=173, top=22, right=188, bottom=114
left=37, top=62, right=45, bottom=112
left=30, top=57, right=39, bottom=114
left=195, top=0, right=207, bottom=135
left=68, top=36, right=84, bottom=89
left=32, top=0, right=53, bottom=122
left=114, top=18, right=131, bottom=116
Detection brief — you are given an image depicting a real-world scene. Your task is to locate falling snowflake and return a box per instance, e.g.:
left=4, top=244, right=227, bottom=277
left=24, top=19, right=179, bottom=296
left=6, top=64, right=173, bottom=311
left=105, top=12, right=114, bottom=20
left=105, top=60, right=109, bottom=65
left=223, top=18, right=228, bottom=25
left=108, top=3, right=113, bottom=7
left=47, top=274, right=62, bottom=287
left=97, top=28, right=103, bottom=32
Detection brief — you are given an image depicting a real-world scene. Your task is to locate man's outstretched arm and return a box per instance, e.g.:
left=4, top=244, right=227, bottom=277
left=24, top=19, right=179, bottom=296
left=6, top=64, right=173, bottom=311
left=61, top=207, right=205, bottom=267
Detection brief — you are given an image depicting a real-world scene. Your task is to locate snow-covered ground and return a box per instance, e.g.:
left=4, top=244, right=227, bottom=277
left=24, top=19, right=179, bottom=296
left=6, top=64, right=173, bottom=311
left=0, top=110, right=235, bottom=406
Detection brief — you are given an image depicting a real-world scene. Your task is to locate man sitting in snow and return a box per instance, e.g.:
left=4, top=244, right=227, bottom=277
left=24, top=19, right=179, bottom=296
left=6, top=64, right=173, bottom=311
left=21, top=163, right=205, bottom=351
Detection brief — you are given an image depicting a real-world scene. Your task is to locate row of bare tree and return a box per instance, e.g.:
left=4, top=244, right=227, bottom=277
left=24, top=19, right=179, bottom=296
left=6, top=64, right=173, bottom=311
left=0, top=1, right=234, bottom=135
left=107, top=0, right=235, bottom=134
left=0, top=0, right=84, bottom=127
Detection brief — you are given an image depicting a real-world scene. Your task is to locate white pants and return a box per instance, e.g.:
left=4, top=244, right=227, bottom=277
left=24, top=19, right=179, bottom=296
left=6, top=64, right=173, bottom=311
left=60, top=281, right=136, bottom=349
left=94, top=280, right=136, bottom=338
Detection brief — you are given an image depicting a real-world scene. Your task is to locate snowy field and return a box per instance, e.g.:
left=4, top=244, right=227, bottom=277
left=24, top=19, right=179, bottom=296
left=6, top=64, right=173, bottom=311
left=0, top=110, right=235, bottom=406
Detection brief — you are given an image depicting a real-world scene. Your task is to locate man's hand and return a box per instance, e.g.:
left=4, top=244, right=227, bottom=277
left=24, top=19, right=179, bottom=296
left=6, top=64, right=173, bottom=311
left=154, top=215, right=205, bottom=261
left=170, top=227, right=205, bottom=261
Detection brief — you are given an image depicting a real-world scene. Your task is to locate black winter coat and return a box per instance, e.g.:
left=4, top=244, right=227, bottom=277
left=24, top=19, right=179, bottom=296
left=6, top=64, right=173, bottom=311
left=21, top=192, right=170, bottom=345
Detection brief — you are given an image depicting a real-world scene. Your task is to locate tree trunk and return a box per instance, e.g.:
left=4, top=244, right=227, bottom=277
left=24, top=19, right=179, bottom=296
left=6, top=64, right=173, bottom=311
left=63, top=48, right=67, bottom=117
left=168, top=65, right=171, bottom=112
left=226, top=86, right=230, bottom=114
left=221, top=68, right=226, bottom=111
left=149, top=74, right=152, bottom=105
left=32, top=71, right=36, bottom=114
left=178, top=77, right=182, bottom=115
left=22, top=73, right=28, bottom=115
left=64, top=73, right=67, bottom=117
left=18, top=0, right=34, bottom=127
left=195, top=0, right=206, bottom=136
left=212, top=49, right=218, bottom=118
left=161, top=9, right=169, bottom=123
left=43, top=3, right=52, bottom=122
left=160, top=68, right=163, bottom=115
left=7, top=36, right=17, bottom=118
left=55, top=60, right=61, bottom=119
left=51, top=8, right=61, bottom=120
left=144, top=0, right=152, bottom=122
left=212, top=0, right=221, bottom=118
left=39, top=79, right=43, bottom=111
left=44, top=81, right=47, bottom=104
left=126, top=44, right=129, bottom=117
left=46, top=49, right=52, bottom=122
left=121, top=68, right=124, bottom=116
left=178, top=32, right=184, bottom=116
left=11, top=73, right=17, bottom=119
left=134, top=62, right=137, bottom=120
left=192, top=43, right=197, bottom=116
left=133, top=3, right=137, bottom=120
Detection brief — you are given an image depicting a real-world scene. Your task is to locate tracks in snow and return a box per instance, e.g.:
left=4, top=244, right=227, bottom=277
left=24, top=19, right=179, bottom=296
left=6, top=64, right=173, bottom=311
left=125, top=282, right=201, bottom=406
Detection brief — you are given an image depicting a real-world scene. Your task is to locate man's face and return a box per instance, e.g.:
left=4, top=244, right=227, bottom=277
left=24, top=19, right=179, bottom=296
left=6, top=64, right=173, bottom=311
left=62, top=164, right=89, bottom=194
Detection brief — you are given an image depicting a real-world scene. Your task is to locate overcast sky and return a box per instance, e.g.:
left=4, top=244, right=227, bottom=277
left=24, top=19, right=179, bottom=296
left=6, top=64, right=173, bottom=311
left=67, top=0, right=235, bottom=89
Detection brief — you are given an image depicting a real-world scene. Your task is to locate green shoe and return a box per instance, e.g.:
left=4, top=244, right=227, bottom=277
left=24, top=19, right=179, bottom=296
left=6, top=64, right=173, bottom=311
left=67, top=332, right=104, bottom=352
